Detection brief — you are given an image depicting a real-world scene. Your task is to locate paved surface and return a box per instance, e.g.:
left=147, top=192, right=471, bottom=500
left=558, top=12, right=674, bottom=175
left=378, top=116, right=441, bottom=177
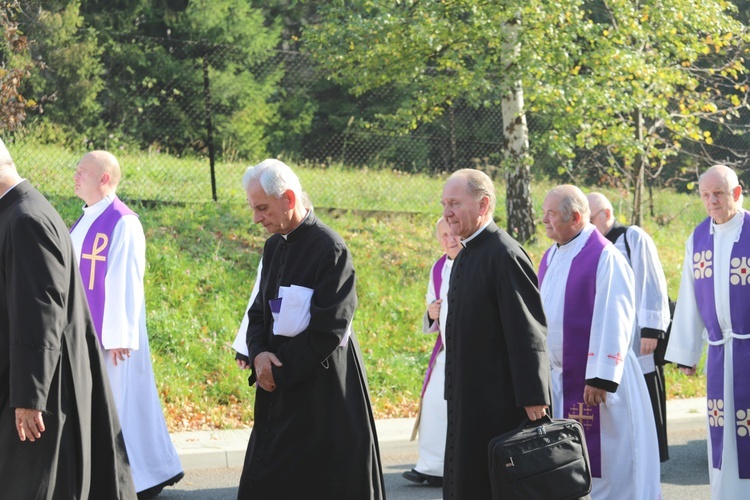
left=170, top=397, right=707, bottom=471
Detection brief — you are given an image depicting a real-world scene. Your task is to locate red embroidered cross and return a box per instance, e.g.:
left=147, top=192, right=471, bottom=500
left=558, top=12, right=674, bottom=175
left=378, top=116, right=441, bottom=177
left=588, top=352, right=595, bottom=357
left=607, top=352, right=624, bottom=365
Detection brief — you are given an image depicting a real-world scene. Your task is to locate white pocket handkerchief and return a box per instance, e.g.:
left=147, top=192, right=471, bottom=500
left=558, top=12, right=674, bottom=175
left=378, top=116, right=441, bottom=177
left=272, top=285, right=314, bottom=337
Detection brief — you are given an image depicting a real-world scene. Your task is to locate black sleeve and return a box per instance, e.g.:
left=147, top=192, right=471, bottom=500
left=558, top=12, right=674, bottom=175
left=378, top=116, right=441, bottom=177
left=585, top=377, right=619, bottom=393
left=640, top=327, right=665, bottom=340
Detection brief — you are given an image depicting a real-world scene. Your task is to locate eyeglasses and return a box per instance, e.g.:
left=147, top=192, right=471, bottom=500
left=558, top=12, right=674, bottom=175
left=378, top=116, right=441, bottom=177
left=591, top=209, right=606, bottom=220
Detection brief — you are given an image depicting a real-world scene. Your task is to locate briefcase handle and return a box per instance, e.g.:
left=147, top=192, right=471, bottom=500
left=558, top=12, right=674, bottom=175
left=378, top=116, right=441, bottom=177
left=518, top=414, right=554, bottom=431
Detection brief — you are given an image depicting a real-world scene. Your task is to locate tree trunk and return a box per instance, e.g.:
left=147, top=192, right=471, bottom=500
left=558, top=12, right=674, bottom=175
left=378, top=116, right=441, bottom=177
left=632, top=108, right=644, bottom=226
left=502, top=83, right=534, bottom=243
left=502, top=16, right=535, bottom=243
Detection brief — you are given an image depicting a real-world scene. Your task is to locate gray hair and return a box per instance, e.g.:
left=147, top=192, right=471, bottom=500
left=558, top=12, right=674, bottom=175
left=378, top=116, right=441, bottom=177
left=0, top=138, right=15, bottom=171
left=242, top=159, right=302, bottom=200
left=434, top=216, right=446, bottom=237
left=449, top=168, right=496, bottom=215
left=549, top=185, right=590, bottom=223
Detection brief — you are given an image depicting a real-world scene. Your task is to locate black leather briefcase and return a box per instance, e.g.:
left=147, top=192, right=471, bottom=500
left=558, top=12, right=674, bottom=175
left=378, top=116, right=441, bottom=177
left=488, top=415, right=592, bottom=500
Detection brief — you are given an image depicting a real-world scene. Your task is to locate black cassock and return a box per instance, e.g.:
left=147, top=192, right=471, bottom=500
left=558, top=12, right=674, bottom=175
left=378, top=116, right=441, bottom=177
left=443, top=222, right=551, bottom=500
left=238, top=213, right=385, bottom=500
left=0, top=181, right=135, bottom=499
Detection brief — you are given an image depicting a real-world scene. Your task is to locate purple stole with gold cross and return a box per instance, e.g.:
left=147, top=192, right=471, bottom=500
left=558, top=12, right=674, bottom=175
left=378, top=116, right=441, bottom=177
left=539, top=230, right=607, bottom=478
left=71, top=197, right=136, bottom=345
left=421, top=254, right=447, bottom=397
left=692, top=211, right=750, bottom=477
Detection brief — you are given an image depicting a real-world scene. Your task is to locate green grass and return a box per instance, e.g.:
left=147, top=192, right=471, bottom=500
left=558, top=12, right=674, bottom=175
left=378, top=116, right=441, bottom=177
left=29, top=148, right=709, bottom=430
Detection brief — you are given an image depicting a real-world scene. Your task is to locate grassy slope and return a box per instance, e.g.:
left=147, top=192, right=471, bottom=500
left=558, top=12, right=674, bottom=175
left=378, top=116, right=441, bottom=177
left=44, top=165, right=707, bottom=431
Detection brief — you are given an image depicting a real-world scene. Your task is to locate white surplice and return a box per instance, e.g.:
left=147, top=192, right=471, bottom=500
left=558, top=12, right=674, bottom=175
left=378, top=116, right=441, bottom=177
left=613, top=226, right=671, bottom=374
left=666, top=209, right=750, bottom=498
left=71, top=195, right=182, bottom=493
left=540, top=225, right=661, bottom=499
left=232, top=260, right=263, bottom=357
left=414, top=257, right=452, bottom=477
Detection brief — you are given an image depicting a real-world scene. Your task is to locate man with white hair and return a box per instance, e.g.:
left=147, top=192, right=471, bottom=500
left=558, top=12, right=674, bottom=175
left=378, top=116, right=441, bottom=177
left=237, top=159, right=384, bottom=499
left=0, top=139, right=136, bottom=498
left=666, top=164, right=750, bottom=498
left=70, top=150, right=183, bottom=498
left=587, top=192, right=671, bottom=462
left=539, top=185, right=661, bottom=498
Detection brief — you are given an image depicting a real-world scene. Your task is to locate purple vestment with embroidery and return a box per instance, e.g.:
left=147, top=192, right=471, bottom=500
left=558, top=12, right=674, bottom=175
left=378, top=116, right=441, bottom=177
left=539, top=230, right=607, bottom=477
left=71, top=197, right=136, bottom=344
left=692, top=211, right=750, bottom=477
left=421, top=254, right=447, bottom=398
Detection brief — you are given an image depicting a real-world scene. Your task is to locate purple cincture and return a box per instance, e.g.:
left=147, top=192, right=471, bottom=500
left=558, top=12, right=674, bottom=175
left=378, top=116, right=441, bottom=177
left=71, top=197, right=135, bottom=345
left=540, top=230, right=607, bottom=478
left=692, top=211, right=750, bottom=477
left=421, top=255, right=447, bottom=398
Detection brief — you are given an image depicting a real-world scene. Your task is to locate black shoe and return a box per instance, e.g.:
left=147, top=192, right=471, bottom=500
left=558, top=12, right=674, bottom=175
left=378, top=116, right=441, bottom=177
left=402, top=469, right=443, bottom=487
left=137, top=471, right=185, bottom=499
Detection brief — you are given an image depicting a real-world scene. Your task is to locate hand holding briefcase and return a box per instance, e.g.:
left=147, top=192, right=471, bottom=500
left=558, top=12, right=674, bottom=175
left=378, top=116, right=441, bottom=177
left=488, top=415, right=592, bottom=500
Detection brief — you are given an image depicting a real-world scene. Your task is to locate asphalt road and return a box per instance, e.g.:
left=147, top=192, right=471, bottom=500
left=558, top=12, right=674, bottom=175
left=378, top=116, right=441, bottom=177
left=157, top=421, right=710, bottom=499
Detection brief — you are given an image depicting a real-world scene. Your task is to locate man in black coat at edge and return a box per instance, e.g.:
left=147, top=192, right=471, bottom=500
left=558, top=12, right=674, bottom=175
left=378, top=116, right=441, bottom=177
left=0, top=138, right=136, bottom=499
left=237, top=158, right=385, bottom=499
left=440, top=168, right=551, bottom=499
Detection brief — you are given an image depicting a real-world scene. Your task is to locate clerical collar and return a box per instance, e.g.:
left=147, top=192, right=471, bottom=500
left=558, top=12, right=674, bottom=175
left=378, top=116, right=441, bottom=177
left=557, top=229, right=583, bottom=248
left=710, top=208, right=745, bottom=240
left=281, top=209, right=311, bottom=240
left=461, top=219, right=492, bottom=247
left=82, top=194, right=116, bottom=217
left=0, top=178, right=25, bottom=200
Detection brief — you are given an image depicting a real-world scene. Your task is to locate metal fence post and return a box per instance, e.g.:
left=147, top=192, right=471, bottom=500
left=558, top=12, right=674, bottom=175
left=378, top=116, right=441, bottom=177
left=202, top=45, right=217, bottom=202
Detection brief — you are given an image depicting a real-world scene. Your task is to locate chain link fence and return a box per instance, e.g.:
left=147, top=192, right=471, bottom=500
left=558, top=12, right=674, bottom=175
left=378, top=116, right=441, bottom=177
left=5, top=35, right=750, bottom=209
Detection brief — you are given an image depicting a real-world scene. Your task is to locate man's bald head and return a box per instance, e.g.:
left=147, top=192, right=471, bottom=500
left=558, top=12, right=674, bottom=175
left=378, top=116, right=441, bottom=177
left=74, top=150, right=122, bottom=206
left=698, top=164, right=743, bottom=224
left=587, top=192, right=615, bottom=236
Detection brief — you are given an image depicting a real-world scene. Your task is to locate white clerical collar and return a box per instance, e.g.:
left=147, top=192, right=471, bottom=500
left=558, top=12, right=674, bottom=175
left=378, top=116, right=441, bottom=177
left=82, top=194, right=115, bottom=218
left=0, top=178, right=25, bottom=200
left=460, top=219, right=492, bottom=247
left=711, top=208, right=745, bottom=242
left=281, top=209, right=311, bottom=240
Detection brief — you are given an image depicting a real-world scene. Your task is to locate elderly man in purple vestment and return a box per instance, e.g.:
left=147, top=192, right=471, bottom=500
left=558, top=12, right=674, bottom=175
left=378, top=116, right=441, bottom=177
left=70, top=151, right=183, bottom=498
left=666, top=164, right=750, bottom=498
left=403, top=217, right=461, bottom=487
left=538, top=185, right=660, bottom=499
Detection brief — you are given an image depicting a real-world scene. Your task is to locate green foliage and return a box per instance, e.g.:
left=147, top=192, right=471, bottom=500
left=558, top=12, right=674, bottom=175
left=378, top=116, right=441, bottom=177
left=0, top=1, right=46, bottom=130
left=36, top=150, right=710, bottom=428
left=307, top=0, right=750, bottom=213
left=524, top=0, right=749, bottom=180
left=21, top=1, right=104, bottom=142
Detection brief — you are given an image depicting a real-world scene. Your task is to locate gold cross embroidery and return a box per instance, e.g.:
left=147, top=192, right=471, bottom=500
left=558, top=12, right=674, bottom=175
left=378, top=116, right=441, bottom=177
left=82, top=233, right=108, bottom=290
left=568, top=402, right=595, bottom=428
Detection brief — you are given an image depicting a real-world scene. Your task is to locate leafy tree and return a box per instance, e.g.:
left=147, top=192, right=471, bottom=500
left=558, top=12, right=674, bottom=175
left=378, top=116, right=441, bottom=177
left=75, top=0, right=284, bottom=159
left=525, top=0, right=750, bottom=223
left=306, top=2, right=540, bottom=240
left=0, top=1, right=47, bottom=131
left=306, top=0, right=750, bottom=229
left=18, top=1, right=104, bottom=143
